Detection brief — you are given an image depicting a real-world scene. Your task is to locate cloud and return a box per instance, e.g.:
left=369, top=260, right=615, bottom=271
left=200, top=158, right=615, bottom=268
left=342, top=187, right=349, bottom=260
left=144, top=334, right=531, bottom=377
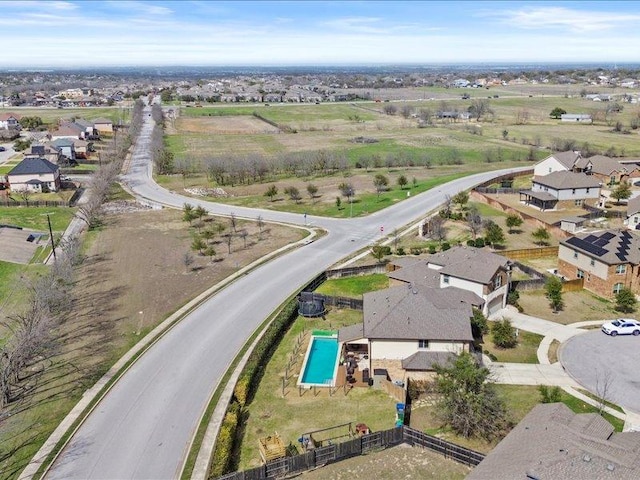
left=485, top=6, right=640, bottom=32
left=320, top=16, right=421, bottom=34
left=104, top=1, right=173, bottom=16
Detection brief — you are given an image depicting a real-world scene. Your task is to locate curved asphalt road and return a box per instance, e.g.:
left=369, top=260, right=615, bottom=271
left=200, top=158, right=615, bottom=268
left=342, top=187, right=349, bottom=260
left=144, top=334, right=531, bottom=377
left=46, top=103, right=530, bottom=479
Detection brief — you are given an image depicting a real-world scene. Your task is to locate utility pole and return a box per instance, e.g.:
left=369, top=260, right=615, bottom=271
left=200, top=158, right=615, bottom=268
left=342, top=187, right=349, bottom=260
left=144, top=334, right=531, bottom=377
left=46, top=213, right=56, bottom=262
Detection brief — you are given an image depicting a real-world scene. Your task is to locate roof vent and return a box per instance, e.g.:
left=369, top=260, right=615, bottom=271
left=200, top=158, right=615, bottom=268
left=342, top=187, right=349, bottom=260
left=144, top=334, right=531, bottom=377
left=583, top=454, right=591, bottom=462
left=607, top=464, right=615, bottom=472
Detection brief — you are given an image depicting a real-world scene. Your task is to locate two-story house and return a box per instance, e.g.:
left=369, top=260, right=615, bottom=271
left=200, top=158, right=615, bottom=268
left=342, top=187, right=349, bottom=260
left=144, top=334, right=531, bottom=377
left=0, top=112, right=21, bottom=130
left=520, top=171, right=601, bottom=210
left=533, top=151, right=582, bottom=177
left=558, top=229, right=640, bottom=298
left=7, top=157, right=61, bottom=192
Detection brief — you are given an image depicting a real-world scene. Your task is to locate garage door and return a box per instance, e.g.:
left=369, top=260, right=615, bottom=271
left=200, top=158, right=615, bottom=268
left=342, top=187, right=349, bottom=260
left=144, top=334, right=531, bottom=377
left=487, top=297, right=504, bottom=317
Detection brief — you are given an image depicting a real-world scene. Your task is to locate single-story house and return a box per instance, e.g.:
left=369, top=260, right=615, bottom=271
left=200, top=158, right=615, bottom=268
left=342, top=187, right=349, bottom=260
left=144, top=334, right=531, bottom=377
left=533, top=151, right=582, bottom=177
left=560, top=113, right=592, bottom=123
left=49, top=121, right=84, bottom=140
left=387, top=246, right=511, bottom=317
left=7, top=157, right=61, bottom=192
left=558, top=229, right=640, bottom=298
left=0, top=112, right=21, bottom=130
left=520, top=171, right=601, bottom=210
left=468, top=403, right=640, bottom=479
left=338, top=284, right=476, bottom=381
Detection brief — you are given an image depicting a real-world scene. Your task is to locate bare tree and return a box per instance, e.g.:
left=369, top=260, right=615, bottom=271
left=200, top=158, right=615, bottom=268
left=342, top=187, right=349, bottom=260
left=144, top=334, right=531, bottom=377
left=239, top=229, right=249, bottom=248
left=428, top=215, right=447, bottom=243
left=467, top=204, right=483, bottom=239
left=225, top=233, right=233, bottom=254
left=256, top=215, right=265, bottom=240
left=595, top=367, right=615, bottom=415
left=229, top=212, right=237, bottom=233
left=183, top=251, right=194, bottom=272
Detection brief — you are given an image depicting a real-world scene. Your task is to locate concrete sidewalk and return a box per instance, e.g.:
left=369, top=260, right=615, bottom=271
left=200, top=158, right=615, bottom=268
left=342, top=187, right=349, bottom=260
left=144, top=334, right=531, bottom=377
left=488, top=361, right=581, bottom=388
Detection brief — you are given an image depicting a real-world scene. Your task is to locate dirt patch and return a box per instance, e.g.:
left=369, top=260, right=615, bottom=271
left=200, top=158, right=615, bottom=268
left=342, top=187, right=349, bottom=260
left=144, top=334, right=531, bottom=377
left=297, top=444, right=471, bottom=480
left=176, top=116, right=280, bottom=134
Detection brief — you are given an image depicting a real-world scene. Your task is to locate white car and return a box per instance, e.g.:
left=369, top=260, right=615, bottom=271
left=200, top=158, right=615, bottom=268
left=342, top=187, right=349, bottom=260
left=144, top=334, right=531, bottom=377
left=601, top=319, right=640, bottom=337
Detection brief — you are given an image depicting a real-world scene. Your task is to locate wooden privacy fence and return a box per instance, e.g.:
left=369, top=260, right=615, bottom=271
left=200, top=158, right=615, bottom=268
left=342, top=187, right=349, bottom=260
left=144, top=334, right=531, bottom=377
left=379, top=377, right=408, bottom=403
left=502, top=246, right=559, bottom=260
left=216, top=426, right=484, bottom=480
left=0, top=200, right=68, bottom=207
left=302, top=263, right=389, bottom=293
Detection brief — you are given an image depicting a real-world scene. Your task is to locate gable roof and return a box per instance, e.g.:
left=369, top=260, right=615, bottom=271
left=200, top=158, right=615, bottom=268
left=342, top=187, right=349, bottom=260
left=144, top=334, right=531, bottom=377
left=425, top=246, right=510, bottom=284
left=468, top=403, right=640, bottom=480
left=0, top=112, right=21, bottom=121
left=551, top=151, right=582, bottom=170
left=401, top=351, right=457, bottom=370
left=7, top=157, right=59, bottom=176
left=93, top=117, right=113, bottom=125
left=50, top=138, right=76, bottom=148
left=533, top=171, right=601, bottom=190
left=561, top=229, right=640, bottom=265
left=363, top=284, right=475, bottom=342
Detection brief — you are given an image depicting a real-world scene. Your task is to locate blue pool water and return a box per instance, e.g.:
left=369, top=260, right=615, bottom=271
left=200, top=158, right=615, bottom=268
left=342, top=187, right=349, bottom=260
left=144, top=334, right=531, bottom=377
left=300, top=336, right=339, bottom=385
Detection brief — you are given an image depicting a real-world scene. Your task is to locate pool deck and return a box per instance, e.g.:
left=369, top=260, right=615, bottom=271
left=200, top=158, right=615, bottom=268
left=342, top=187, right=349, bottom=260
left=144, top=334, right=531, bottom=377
left=335, top=365, right=369, bottom=388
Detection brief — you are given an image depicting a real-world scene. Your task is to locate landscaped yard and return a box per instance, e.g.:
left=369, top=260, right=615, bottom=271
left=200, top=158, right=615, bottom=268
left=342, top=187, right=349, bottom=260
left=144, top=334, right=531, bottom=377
left=238, top=308, right=400, bottom=471
left=480, top=329, right=543, bottom=363
left=314, top=274, right=389, bottom=298
left=0, top=206, right=75, bottom=231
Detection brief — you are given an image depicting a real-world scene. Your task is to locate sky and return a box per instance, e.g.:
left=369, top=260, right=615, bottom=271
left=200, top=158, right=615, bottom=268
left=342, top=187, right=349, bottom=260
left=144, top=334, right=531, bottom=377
left=1, top=1, right=640, bottom=67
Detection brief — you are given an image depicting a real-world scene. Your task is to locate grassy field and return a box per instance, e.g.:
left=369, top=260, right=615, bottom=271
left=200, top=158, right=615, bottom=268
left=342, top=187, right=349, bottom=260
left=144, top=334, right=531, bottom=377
left=518, top=289, right=621, bottom=324
left=314, top=274, right=389, bottom=298
left=0, top=107, right=126, bottom=125
left=0, top=206, right=75, bottom=231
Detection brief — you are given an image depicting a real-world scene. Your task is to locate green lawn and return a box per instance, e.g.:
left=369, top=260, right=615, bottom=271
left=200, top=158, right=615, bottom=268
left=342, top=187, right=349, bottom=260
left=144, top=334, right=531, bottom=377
left=0, top=207, right=75, bottom=231
left=480, top=329, right=543, bottom=363
left=315, top=274, right=389, bottom=298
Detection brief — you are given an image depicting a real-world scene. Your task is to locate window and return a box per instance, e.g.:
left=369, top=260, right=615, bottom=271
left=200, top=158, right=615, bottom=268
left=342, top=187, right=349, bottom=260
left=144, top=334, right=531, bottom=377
left=590, top=259, right=595, bottom=266
left=548, top=167, right=552, bottom=173
left=418, top=340, right=429, bottom=349
left=574, top=252, right=578, bottom=259
left=443, top=275, right=450, bottom=284
left=494, top=275, right=502, bottom=289
left=616, top=265, right=627, bottom=274
left=587, top=274, right=591, bottom=282
left=577, top=269, right=584, bottom=279
left=613, top=283, right=624, bottom=294
left=574, top=199, right=583, bottom=206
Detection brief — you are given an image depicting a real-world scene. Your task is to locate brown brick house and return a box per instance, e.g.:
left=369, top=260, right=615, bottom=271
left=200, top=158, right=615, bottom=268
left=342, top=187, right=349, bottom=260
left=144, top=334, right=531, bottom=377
left=558, top=229, right=640, bottom=298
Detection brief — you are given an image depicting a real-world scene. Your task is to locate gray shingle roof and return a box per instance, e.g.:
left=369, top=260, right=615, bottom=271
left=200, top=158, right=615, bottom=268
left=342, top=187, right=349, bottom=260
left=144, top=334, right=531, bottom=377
left=337, top=323, right=364, bottom=343
left=363, top=285, right=474, bottom=342
left=401, top=351, right=457, bottom=370
left=552, top=151, right=582, bottom=169
left=533, top=171, right=601, bottom=190
left=562, top=229, right=640, bottom=265
left=468, top=403, right=640, bottom=480
left=7, top=157, right=58, bottom=176
left=587, top=155, right=636, bottom=176
left=427, top=246, right=509, bottom=284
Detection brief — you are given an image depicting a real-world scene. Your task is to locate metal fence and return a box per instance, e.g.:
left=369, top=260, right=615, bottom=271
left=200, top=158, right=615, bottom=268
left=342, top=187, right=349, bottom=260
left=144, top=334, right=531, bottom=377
left=0, top=199, right=68, bottom=207
left=302, top=264, right=389, bottom=293
left=475, top=187, right=519, bottom=194
left=216, top=426, right=483, bottom=480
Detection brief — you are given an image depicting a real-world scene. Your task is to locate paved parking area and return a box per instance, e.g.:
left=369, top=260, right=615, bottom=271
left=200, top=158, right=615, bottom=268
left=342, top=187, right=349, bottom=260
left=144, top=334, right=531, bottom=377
left=0, top=226, right=46, bottom=263
left=561, top=330, right=640, bottom=414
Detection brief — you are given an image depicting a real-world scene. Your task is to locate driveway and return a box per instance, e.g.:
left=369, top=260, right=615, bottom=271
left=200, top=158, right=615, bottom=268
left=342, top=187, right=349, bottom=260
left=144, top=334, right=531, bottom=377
left=561, top=330, right=640, bottom=413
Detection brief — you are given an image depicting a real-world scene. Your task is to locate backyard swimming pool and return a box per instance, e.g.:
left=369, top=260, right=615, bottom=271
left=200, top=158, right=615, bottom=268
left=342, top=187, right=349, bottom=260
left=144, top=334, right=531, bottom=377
left=298, top=334, right=339, bottom=387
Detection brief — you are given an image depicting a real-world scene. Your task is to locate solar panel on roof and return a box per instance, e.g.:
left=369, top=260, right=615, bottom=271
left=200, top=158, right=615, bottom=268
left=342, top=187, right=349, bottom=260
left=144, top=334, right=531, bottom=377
left=584, top=235, right=597, bottom=242
left=594, top=238, right=609, bottom=247
left=567, top=237, right=607, bottom=257
left=616, top=252, right=627, bottom=261
left=601, top=232, right=616, bottom=240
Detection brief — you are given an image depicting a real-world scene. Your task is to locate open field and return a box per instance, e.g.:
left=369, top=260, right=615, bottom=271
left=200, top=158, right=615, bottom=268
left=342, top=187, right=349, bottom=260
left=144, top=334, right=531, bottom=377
left=517, top=289, right=622, bottom=324
left=0, top=207, right=75, bottom=231
left=0, top=208, right=304, bottom=479
left=0, top=107, right=126, bottom=125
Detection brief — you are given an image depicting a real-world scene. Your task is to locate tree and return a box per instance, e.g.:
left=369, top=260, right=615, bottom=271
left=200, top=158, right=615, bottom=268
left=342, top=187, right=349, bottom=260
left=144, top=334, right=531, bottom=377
left=433, top=352, right=508, bottom=440
left=428, top=215, right=447, bottom=243
left=182, top=251, right=194, bottom=272
left=468, top=99, right=493, bottom=121
left=610, top=181, right=631, bottom=204
left=466, top=204, right=483, bottom=239
left=505, top=214, right=523, bottom=234
left=550, top=107, right=567, bottom=119
left=471, top=308, right=489, bottom=339
left=400, top=105, right=413, bottom=119
left=256, top=215, right=265, bottom=239
left=204, top=246, right=217, bottom=263
left=371, top=245, right=388, bottom=263
left=383, top=104, right=397, bottom=115
left=229, top=212, right=237, bottom=233
left=532, top=227, right=550, bottom=246
left=194, top=205, right=208, bottom=228
left=335, top=196, right=342, bottom=209
left=306, top=183, right=318, bottom=202
left=373, top=174, right=389, bottom=198
left=239, top=229, right=249, bottom=248
left=397, top=175, right=408, bottom=190
left=545, top=275, right=564, bottom=312
left=191, top=236, right=206, bottom=255
left=182, top=203, right=196, bottom=224
left=615, top=286, right=637, bottom=313
left=452, top=191, right=469, bottom=209
left=19, top=116, right=43, bottom=130
left=284, top=186, right=302, bottom=203
left=492, top=318, right=517, bottom=348
left=338, top=182, right=355, bottom=202
left=264, top=185, right=278, bottom=202
left=155, top=150, right=174, bottom=174
left=484, top=220, right=505, bottom=248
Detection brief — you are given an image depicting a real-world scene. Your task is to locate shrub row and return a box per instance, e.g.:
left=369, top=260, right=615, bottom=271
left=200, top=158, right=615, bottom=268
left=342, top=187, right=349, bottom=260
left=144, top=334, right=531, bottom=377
left=209, top=297, right=300, bottom=476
